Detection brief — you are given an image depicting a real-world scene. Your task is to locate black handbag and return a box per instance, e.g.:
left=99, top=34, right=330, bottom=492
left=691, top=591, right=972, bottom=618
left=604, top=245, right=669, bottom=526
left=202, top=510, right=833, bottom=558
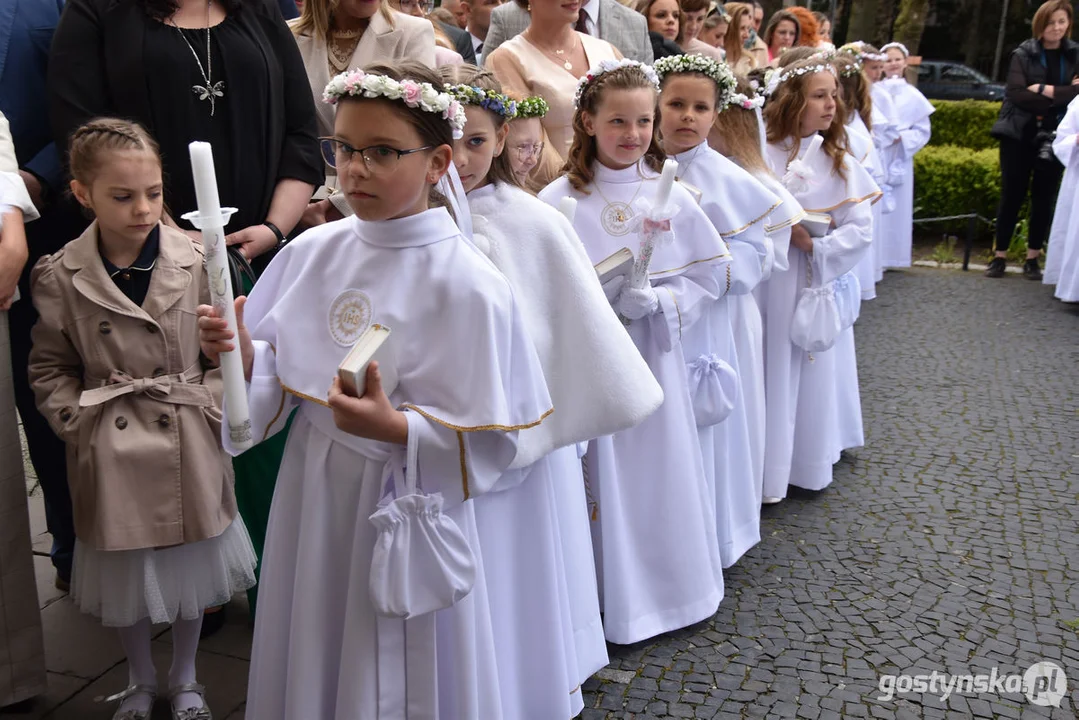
left=227, top=245, right=259, bottom=296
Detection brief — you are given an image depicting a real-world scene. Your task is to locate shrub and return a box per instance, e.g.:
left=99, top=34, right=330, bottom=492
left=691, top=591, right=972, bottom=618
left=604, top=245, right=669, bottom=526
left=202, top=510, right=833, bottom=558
left=913, top=144, right=1027, bottom=234
left=926, top=99, right=1001, bottom=151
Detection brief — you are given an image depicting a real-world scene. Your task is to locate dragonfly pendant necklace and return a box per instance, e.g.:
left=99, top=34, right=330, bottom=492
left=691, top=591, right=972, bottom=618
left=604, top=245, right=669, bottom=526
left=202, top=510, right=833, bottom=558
left=175, top=1, right=224, bottom=116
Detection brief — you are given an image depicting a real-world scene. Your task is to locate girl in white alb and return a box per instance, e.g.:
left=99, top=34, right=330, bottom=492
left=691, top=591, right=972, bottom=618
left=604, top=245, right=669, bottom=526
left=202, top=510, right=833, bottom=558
left=442, top=65, right=663, bottom=719
left=654, top=54, right=781, bottom=567
left=540, top=59, right=727, bottom=645
left=199, top=64, right=553, bottom=720
left=1045, top=96, right=1079, bottom=302
left=877, top=42, right=934, bottom=269
left=760, top=59, right=879, bottom=499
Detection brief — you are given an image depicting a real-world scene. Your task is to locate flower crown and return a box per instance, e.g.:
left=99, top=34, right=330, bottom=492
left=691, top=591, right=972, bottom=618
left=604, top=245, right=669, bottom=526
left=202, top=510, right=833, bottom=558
left=881, top=42, right=910, bottom=57
left=838, top=58, right=864, bottom=78
left=839, top=41, right=886, bottom=62
left=446, top=84, right=518, bottom=119
left=763, top=63, right=838, bottom=97
left=514, top=96, right=550, bottom=119
left=728, top=92, right=765, bottom=110
left=653, top=54, right=737, bottom=110
left=323, top=69, right=467, bottom=138
left=573, top=59, right=661, bottom=109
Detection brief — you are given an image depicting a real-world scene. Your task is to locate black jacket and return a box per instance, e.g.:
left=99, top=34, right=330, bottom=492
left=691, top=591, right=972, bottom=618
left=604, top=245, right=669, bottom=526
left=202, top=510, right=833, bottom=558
left=438, top=21, right=477, bottom=65
left=992, top=37, right=1079, bottom=143
left=648, top=31, right=682, bottom=61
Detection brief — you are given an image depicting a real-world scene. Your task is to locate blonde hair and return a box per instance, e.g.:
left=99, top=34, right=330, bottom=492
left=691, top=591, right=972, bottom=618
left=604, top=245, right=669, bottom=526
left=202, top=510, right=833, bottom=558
left=292, top=0, right=394, bottom=44
left=439, top=64, right=523, bottom=190
left=711, top=77, right=768, bottom=175
left=762, top=59, right=848, bottom=180
left=723, top=3, right=752, bottom=67
left=68, top=118, right=161, bottom=187
left=565, top=65, right=665, bottom=192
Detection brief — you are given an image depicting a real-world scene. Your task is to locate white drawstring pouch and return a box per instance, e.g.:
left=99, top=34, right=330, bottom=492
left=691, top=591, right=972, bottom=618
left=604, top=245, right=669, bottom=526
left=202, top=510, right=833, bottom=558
left=368, top=426, right=476, bottom=619
left=686, top=353, right=739, bottom=427
left=833, top=271, right=862, bottom=330
left=790, top=284, right=842, bottom=353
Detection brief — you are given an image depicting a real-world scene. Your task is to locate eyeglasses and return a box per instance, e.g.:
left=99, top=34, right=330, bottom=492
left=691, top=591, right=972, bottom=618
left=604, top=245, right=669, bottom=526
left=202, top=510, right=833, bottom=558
left=397, top=0, right=433, bottom=13
left=320, top=138, right=434, bottom=174
left=513, top=142, right=545, bottom=160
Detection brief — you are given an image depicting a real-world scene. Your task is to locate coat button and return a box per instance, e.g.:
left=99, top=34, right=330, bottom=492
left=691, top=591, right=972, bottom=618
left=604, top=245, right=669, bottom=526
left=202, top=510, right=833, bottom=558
left=115, top=416, right=128, bottom=430
left=99, top=321, right=112, bottom=335
left=59, top=407, right=73, bottom=422
left=158, top=414, right=170, bottom=428
left=145, top=322, right=159, bottom=334
left=152, top=368, right=165, bottom=378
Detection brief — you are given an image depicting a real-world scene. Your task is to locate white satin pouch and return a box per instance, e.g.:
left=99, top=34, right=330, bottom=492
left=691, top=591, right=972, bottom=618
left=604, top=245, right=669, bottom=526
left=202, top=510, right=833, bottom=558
left=790, top=284, right=842, bottom=353
left=686, top=353, right=739, bottom=427
left=833, top=271, right=862, bottom=330
left=368, top=424, right=476, bottom=619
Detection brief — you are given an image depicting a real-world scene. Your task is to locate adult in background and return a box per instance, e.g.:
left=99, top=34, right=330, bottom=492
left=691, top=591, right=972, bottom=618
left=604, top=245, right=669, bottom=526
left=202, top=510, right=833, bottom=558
left=0, top=113, right=46, bottom=714
left=486, top=0, right=623, bottom=184
left=391, top=0, right=478, bottom=62
left=786, top=6, right=821, bottom=49
left=463, top=0, right=505, bottom=57
left=48, top=0, right=323, bottom=622
left=989, top=0, right=1079, bottom=279
left=745, top=0, right=766, bottom=66
left=813, top=11, right=833, bottom=48
left=635, top=0, right=685, bottom=60
left=698, top=4, right=728, bottom=49
left=0, top=0, right=77, bottom=595
left=481, top=0, right=652, bottom=64
left=761, top=9, right=799, bottom=65
left=679, top=0, right=724, bottom=60
left=440, top=0, right=470, bottom=27
left=722, top=2, right=756, bottom=74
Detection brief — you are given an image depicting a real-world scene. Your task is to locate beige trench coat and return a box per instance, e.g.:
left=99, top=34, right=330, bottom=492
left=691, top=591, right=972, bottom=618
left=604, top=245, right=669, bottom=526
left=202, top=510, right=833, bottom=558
left=28, top=223, right=236, bottom=552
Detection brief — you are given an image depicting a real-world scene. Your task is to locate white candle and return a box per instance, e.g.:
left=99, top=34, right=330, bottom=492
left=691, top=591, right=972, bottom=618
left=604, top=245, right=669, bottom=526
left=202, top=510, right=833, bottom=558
left=805, top=133, right=824, bottom=160
left=654, top=159, right=678, bottom=214
left=557, top=196, right=577, bottom=224
left=187, top=142, right=253, bottom=452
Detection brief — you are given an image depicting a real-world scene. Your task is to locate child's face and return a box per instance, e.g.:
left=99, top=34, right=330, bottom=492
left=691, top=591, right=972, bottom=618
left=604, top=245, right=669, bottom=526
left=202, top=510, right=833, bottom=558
left=506, top=117, right=544, bottom=182
left=453, top=106, right=508, bottom=194
left=333, top=99, right=452, bottom=221
left=864, top=59, right=884, bottom=82
left=647, top=0, right=680, bottom=41
left=71, top=149, right=163, bottom=246
left=583, top=87, right=656, bottom=171
left=682, top=9, right=706, bottom=42
left=800, top=72, right=838, bottom=136
left=659, top=74, right=716, bottom=156
left=884, top=48, right=906, bottom=77
left=700, top=21, right=725, bottom=46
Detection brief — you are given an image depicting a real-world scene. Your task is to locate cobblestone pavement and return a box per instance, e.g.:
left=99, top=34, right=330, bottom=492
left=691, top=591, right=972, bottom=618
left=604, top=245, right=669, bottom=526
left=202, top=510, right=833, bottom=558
left=580, top=268, right=1079, bottom=720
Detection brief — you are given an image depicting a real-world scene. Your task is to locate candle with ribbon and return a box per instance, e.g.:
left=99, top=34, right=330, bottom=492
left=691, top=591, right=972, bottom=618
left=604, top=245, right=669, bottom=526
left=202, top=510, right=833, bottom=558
left=557, top=196, right=577, bottom=224
left=782, top=133, right=824, bottom=196
left=183, top=142, right=253, bottom=451
left=629, top=158, right=679, bottom=290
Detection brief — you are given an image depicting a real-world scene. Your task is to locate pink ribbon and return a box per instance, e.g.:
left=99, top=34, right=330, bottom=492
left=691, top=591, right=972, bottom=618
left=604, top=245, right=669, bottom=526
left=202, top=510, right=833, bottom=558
left=642, top=217, right=671, bottom=234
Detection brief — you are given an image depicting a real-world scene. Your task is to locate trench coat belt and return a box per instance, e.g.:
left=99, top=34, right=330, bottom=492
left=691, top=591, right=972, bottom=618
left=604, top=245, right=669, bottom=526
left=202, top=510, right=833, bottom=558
left=77, top=366, right=214, bottom=408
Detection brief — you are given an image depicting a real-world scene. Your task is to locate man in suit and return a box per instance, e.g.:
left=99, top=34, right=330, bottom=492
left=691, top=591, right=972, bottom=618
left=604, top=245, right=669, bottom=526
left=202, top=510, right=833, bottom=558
left=480, top=0, right=653, bottom=64
left=0, top=0, right=76, bottom=593
left=388, top=0, right=478, bottom=63
left=440, top=0, right=470, bottom=28
left=464, top=0, right=504, bottom=58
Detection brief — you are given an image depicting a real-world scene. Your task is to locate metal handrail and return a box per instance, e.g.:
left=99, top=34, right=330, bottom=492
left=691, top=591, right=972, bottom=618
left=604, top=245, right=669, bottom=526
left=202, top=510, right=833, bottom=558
left=912, top=213, right=994, bottom=270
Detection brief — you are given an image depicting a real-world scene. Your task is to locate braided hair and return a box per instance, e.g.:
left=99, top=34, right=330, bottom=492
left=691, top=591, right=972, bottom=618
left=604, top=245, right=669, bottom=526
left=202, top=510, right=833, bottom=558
left=564, top=65, right=665, bottom=192
left=68, top=118, right=162, bottom=187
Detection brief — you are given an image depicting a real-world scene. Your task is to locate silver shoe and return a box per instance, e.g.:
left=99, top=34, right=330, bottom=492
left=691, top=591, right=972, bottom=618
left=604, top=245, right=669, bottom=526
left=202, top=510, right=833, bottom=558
left=95, top=684, right=158, bottom=720
left=168, top=682, right=213, bottom=720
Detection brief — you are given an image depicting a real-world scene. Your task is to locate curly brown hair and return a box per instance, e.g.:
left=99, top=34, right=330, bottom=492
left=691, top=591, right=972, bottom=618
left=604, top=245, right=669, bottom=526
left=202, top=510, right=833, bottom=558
left=565, top=65, right=665, bottom=192
left=763, top=60, right=847, bottom=180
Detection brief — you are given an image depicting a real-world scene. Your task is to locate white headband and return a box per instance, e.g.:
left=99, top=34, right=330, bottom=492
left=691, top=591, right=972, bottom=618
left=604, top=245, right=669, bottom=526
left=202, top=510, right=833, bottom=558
left=881, top=42, right=910, bottom=58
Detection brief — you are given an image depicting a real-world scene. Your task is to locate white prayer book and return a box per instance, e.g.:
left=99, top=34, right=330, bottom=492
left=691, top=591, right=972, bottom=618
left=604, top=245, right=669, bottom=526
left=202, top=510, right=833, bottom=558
left=801, top=212, right=833, bottom=237
left=595, top=247, right=635, bottom=285
left=337, top=324, right=399, bottom=398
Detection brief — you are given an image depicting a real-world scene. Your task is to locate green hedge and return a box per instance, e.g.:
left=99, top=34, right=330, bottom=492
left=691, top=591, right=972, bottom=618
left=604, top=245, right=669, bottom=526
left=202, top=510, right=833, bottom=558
left=913, top=144, right=1026, bottom=234
left=927, top=99, right=1001, bottom=151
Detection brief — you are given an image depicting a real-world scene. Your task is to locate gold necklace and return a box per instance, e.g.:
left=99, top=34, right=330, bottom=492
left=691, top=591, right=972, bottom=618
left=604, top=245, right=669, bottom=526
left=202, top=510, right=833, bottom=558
left=527, top=30, right=578, bottom=71
left=593, top=177, right=644, bottom=236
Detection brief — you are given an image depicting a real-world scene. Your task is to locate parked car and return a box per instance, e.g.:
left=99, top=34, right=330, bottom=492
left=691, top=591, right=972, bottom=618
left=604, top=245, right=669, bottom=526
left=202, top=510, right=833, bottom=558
left=916, top=61, right=1005, bottom=101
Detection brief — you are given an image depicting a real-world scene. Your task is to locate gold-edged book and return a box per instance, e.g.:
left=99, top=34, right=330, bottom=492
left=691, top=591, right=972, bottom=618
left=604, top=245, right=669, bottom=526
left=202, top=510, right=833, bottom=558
left=338, top=324, right=399, bottom=398
left=801, top=212, right=833, bottom=237
left=595, top=247, right=635, bottom=285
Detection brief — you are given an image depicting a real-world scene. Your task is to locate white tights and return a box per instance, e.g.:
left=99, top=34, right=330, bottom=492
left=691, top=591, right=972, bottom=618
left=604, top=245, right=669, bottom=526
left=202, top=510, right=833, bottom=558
left=115, top=614, right=205, bottom=715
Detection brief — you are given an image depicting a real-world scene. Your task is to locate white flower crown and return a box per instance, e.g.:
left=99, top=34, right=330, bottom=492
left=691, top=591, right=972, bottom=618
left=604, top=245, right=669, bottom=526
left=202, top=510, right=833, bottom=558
left=763, top=63, right=838, bottom=97
left=323, top=69, right=468, bottom=139
left=653, top=54, right=737, bottom=110
left=881, top=42, right=910, bottom=57
left=839, top=41, right=886, bottom=62
left=728, top=92, right=765, bottom=110
left=573, top=59, right=661, bottom=109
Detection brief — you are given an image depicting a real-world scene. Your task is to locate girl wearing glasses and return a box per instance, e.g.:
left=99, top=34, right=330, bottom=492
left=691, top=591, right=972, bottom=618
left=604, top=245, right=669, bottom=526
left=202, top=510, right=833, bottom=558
left=199, top=61, right=553, bottom=720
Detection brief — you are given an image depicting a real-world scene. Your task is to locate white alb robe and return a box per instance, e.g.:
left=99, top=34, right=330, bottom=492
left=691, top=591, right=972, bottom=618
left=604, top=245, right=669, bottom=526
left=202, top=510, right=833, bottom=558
left=761, top=137, right=879, bottom=498
left=848, top=115, right=884, bottom=300
left=467, top=181, right=664, bottom=717
left=877, top=77, right=934, bottom=269
left=674, top=141, right=781, bottom=566
left=232, top=209, right=553, bottom=720
left=539, top=161, right=726, bottom=644
left=1045, top=97, right=1079, bottom=302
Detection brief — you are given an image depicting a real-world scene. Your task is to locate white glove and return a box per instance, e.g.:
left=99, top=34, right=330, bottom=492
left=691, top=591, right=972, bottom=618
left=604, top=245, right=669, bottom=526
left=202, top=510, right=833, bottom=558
left=618, top=284, right=659, bottom=320
left=601, top=275, right=626, bottom=303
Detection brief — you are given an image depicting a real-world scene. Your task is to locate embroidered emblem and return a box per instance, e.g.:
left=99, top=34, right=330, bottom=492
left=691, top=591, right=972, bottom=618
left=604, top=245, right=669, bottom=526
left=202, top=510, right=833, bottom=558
left=600, top=202, right=634, bottom=236
left=328, top=289, right=373, bottom=346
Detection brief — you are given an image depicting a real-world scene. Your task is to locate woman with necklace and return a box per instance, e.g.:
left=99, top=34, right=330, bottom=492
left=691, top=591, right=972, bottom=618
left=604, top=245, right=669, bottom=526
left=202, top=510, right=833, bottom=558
left=487, top=0, right=621, bottom=186
left=48, top=0, right=323, bottom=626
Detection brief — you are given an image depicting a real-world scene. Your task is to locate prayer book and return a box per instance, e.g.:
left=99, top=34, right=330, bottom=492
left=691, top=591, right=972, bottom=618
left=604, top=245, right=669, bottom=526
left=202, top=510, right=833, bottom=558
left=801, top=212, right=833, bottom=237
left=338, top=324, right=399, bottom=398
left=595, top=248, right=635, bottom=285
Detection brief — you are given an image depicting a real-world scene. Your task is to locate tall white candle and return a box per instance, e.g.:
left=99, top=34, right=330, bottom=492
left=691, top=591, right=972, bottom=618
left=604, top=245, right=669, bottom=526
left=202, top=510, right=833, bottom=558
left=654, top=158, right=678, bottom=214
left=187, top=142, right=253, bottom=452
left=629, top=158, right=680, bottom=290
left=557, top=196, right=577, bottom=224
